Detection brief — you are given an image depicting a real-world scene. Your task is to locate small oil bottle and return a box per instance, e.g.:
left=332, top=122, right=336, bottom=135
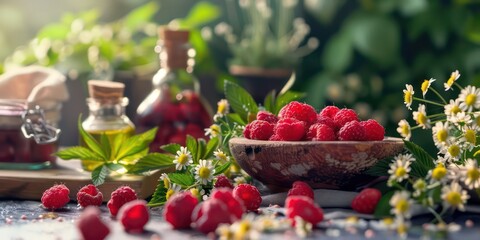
left=81, top=80, right=135, bottom=171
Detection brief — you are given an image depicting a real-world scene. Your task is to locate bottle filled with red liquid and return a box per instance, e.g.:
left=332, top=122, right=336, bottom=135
left=136, top=28, right=212, bottom=151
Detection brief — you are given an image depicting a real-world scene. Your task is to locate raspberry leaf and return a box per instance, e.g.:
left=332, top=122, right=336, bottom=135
left=127, top=153, right=174, bottom=174
left=92, top=165, right=110, bottom=186
left=55, top=146, right=104, bottom=161
left=161, top=143, right=182, bottom=155
left=214, top=162, right=232, bottom=176
left=373, top=191, right=394, bottom=218
left=224, top=80, right=258, bottom=122
left=99, top=133, right=111, bottom=160
left=186, top=135, right=198, bottom=163
left=115, top=127, right=157, bottom=160
left=168, top=172, right=195, bottom=187
left=203, top=137, right=219, bottom=159
left=77, top=116, right=107, bottom=160
left=274, top=91, right=306, bottom=115
left=148, top=182, right=167, bottom=207
left=404, top=140, right=435, bottom=178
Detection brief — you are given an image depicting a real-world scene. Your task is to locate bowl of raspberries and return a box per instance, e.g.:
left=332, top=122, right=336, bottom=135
left=229, top=101, right=404, bottom=190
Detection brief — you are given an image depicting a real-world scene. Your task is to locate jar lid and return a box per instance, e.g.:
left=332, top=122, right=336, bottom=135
left=0, top=99, right=26, bottom=116
left=88, top=80, right=125, bottom=103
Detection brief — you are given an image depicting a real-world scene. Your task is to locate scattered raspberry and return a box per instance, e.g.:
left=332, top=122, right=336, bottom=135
left=118, top=200, right=150, bottom=233
left=315, top=115, right=336, bottom=129
left=76, top=206, right=110, bottom=240
left=287, top=181, right=315, bottom=200
left=306, top=123, right=336, bottom=141
left=107, top=186, right=137, bottom=217
left=164, top=191, right=198, bottom=229
left=285, top=196, right=324, bottom=226
left=77, top=184, right=103, bottom=208
left=273, top=118, right=306, bottom=141
left=338, top=120, right=365, bottom=141
left=278, top=101, right=317, bottom=125
left=191, top=198, right=234, bottom=234
left=211, top=188, right=245, bottom=219
left=257, top=110, right=278, bottom=123
left=360, top=119, right=385, bottom=141
left=214, top=175, right=234, bottom=189
left=319, top=105, right=340, bottom=119
left=351, top=188, right=382, bottom=214
left=233, top=184, right=262, bottom=211
left=41, top=184, right=70, bottom=210
left=244, top=120, right=274, bottom=140
left=333, top=108, right=359, bottom=129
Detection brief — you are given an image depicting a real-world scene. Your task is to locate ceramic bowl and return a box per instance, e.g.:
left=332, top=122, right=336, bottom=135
left=229, top=137, right=404, bottom=190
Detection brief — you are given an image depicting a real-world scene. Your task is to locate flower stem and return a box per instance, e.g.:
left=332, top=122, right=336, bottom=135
left=413, top=97, right=444, bottom=107
left=454, top=82, right=464, bottom=91
left=430, top=88, right=448, bottom=105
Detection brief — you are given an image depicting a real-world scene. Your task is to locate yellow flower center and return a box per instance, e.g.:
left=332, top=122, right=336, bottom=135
left=216, top=152, right=227, bottom=161
left=382, top=217, right=394, bottom=225
left=190, top=188, right=199, bottom=198
left=217, top=102, right=228, bottom=115
left=466, top=94, right=477, bottom=106
left=177, top=154, right=189, bottom=165
left=421, top=80, right=430, bottom=94
left=166, top=189, right=176, bottom=200
left=446, top=191, right=462, bottom=206
left=234, top=221, right=251, bottom=239
left=199, top=166, right=211, bottom=179
left=397, top=223, right=408, bottom=236
left=432, top=166, right=447, bottom=180
left=401, top=125, right=410, bottom=136
left=448, top=145, right=460, bottom=157
left=395, top=167, right=407, bottom=178
left=465, top=129, right=476, bottom=144
left=395, top=199, right=410, bottom=214
left=163, top=178, right=170, bottom=188
left=467, top=168, right=480, bottom=181
left=417, top=113, right=428, bottom=125
left=446, top=77, right=455, bottom=87
left=451, top=105, right=461, bottom=114
left=209, top=125, right=220, bottom=136
left=436, top=129, right=448, bottom=142
left=414, top=179, right=426, bottom=190
left=404, top=91, right=412, bottom=104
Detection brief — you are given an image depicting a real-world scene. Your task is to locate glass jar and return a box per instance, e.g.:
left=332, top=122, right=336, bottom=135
left=136, top=28, right=212, bottom=152
left=0, top=100, right=60, bottom=170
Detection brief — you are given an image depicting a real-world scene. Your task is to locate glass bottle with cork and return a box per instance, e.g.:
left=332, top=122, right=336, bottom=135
left=136, top=27, right=212, bottom=151
left=81, top=80, right=135, bottom=171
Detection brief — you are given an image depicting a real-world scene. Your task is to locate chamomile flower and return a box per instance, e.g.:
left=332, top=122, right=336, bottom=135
left=216, top=99, right=230, bottom=116
left=160, top=173, right=170, bottom=188
left=460, top=126, right=477, bottom=150
left=389, top=191, right=413, bottom=218
left=458, top=85, right=480, bottom=112
left=195, top=160, right=215, bottom=185
left=403, top=84, right=414, bottom=110
left=397, top=119, right=411, bottom=140
left=444, top=70, right=461, bottom=91
left=214, top=149, right=230, bottom=162
left=189, top=187, right=206, bottom=200
left=441, top=141, right=463, bottom=162
left=412, top=179, right=427, bottom=197
left=421, top=78, right=436, bottom=98
left=444, top=98, right=462, bottom=118
left=294, top=216, right=313, bottom=238
left=448, top=111, right=472, bottom=126
left=413, top=104, right=431, bottom=129
left=459, top=159, right=480, bottom=190
left=165, top=183, right=182, bottom=200
left=441, top=181, right=469, bottom=211
left=387, top=154, right=413, bottom=186
left=205, top=124, right=221, bottom=138
left=431, top=121, right=451, bottom=148
left=173, top=146, right=193, bottom=171
left=427, top=162, right=448, bottom=184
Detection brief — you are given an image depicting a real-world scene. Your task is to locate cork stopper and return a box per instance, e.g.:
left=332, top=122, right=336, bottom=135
left=159, top=27, right=189, bottom=43
left=88, top=80, right=124, bottom=102
left=158, top=27, right=191, bottom=69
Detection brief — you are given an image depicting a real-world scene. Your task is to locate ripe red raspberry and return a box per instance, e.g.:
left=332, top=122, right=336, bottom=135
left=164, top=191, right=198, bottom=229
left=233, top=184, right=262, bottom=211
left=41, top=184, right=70, bottom=210
left=278, top=101, right=317, bottom=125
left=269, top=134, right=283, bottom=141
left=257, top=110, right=278, bottom=123
left=214, top=175, right=234, bottom=189
left=360, top=119, right=385, bottom=141
left=244, top=120, right=274, bottom=140
left=76, top=206, right=110, bottom=240
left=338, top=120, right=366, bottom=141
left=319, top=105, right=339, bottom=118
left=306, top=123, right=336, bottom=141
left=287, top=181, right=315, bottom=200
left=118, top=200, right=150, bottom=233
left=333, top=108, right=359, bottom=129
left=77, top=184, right=103, bottom=208
left=191, top=198, right=234, bottom=234
left=351, top=188, right=382, bottom=214
left=243, top=123, right=252, bottom=139
left=211, top=188, right=245, bottom=219
left=285, top=196, right=324, bottom=226
left=273, top=118, right=306, bottom=141
left=107, top=186, right=137, bottom=217
left=316, top=115, right=336, bottom=129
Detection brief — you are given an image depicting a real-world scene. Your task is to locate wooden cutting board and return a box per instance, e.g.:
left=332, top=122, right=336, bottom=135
left=0, top=159, right=166, bottom=201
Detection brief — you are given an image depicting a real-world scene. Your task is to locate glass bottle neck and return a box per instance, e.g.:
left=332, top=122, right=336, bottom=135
left=86, top=97, right=128, bottom=118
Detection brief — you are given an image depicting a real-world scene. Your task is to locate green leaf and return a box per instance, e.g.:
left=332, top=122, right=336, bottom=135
left=263, top=90, right=276, bottom=113
left=37, top=23, right=70, bottom=40
left=123, top=2, right=159, bottom=31
left=365, top=158, right=392, bottom=176
left=275, top=91, right=306, bottom=115
left=78, top=116, right=107, bottom=160
left=203, top=137, right=219, bottom=159
left=168, top=172, right=195, bottom=187
left=161, top=143, right=182, bottom=155
left=116, top=127, right=157, bottom=160
left=404, top=140, right=435, bottom=178
left=148, top=182, right=167, bottom=207
left=374, top=191, right=395, bottom=218
left=226, top=113, right=246, bottom=126
left=127, top=153, right=174, bottom=174
left=225, top=80, right=259, bottom=122
left=322, top=32, right=353, bottom=73
left=214, top=161, right=232, bottom=176
left=181, top=1, right=220, bottom=28
left=186, top=135, right=198, bottom=163
left=106, top=163, right=125, bottom=172
left=196, top=138, right=207, bottom=162
left=55, top=146, right=104, bottom=161
left=99, top=133, right=111, bottom=160
left=92, top=165, right=109, bottom=186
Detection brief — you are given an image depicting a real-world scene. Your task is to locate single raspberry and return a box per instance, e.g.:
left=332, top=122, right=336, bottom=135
left=285, top=196, right=324, bottom=226
left=191, top=198, right=234, bottom=234
left=278, top=101, right=317, bottom=125
left=257, top=110, right=278, bottom=123
left=269, top=134, right=283, bottom=141
left=273, top=118, right=306, bottom=141
left=338, top=120, right=365, bottom=141
left=107, top=186, right=137, bottom=217
left=244, top=120, right=274, bottom=140
left=315, top=115, right=336, bottom=129
left=118, top=200, right=150, bottom=233
left=319, top=105, right=340, bottom=118
left=76, top=206, right=110, bottom=240
left=351, top=188, right=382, bottom=214
left=333, top=108, right=359, bottom=129
left=287, top=181, right=315, bottom=200
left=211, top=188, right=245, bottom=219
left=243, top=123, right=252, bottom=139
left=41, top=184, right=70, bottom=210
left=233, top=184, right=262, bottom=211
left=306, top=123, right=336, bottom=141
left=214, top=175, right=234, bottom=189
left=77, top=184, right=103, bottom=208
left=164, top=191, right=198, bottom=229
left=360, top=119, right=385, bottom=141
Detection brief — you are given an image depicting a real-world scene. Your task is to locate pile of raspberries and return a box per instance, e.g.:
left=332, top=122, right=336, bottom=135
left=244, top=101, right=385, bottom=141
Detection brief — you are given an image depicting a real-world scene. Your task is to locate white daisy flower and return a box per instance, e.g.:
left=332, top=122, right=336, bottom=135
left=389, top=191, right=414, bottom=218
left=421, top=78, right=436, bottom=98
left=160, top=173, right=170, bottom=188
left=448, top=111, right=472, bottom=126
left=403, top=84, right=415, bottom=110
left=412, top=179, right=427, bottom=197
left=396, top=119, right=411, bottom=140
left=459, top=159, right=480, bottom=190
left=460, top=126, right=477, bottom=151
left=387, top=154, right=413, bottom=186
left=441, top=181, right=469, bottom=211
left=216, top=99, right=230, bottom=116
left=166, top=183, right=182, bottom=200
left=205, top=124, right=220, bottom=138
left=413, top=104, right=431, bottom=129
left=214, top=149, right=230, bottom=162
left=444, top=99, right=462, bottom=120
left=427, top=162, right=449, bottom=184
left=195, top=159, right=215, bottom=185
left=173, top=146, right=193, bottom=171
left=431, top=121, right=451, bottom=148
left=471, top=112, right=480, bottom=129
left=444, top=70, right=461, bottom=91
left=440, top=140, right=463, bottom=162
left=458, top=85, right=480, bottom=112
